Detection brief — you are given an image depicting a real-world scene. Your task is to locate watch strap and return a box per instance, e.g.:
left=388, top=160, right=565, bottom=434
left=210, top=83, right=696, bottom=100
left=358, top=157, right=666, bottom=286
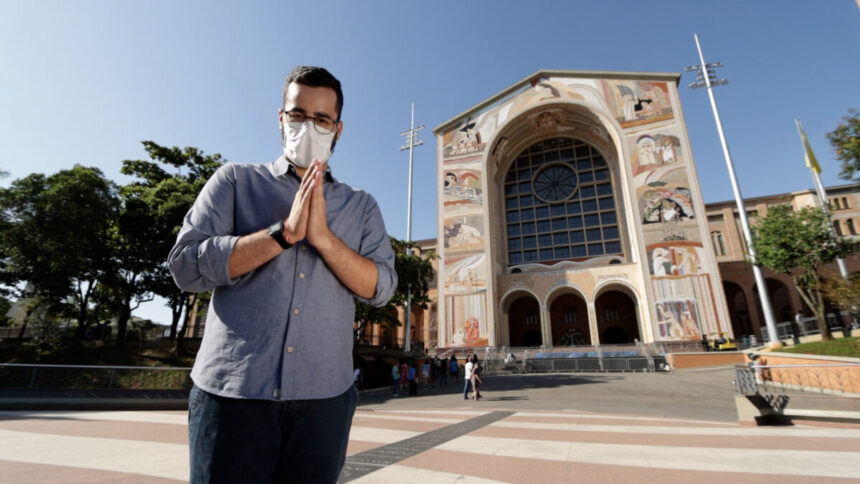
left=268, top=220, right=292, bottom=250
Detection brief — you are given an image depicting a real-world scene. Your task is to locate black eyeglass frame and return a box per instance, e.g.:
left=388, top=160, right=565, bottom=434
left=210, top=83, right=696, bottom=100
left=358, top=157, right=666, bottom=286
left=282, top=109, right=340, bottom=135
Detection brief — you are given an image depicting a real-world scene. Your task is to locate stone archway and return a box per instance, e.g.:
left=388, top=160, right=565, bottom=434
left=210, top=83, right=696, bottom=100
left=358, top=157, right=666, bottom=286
left=507, top=295, right=542, bottom=347
left=594, top=289, right=639, bottom=344
left=549, top=293, right=590, bottom=346
left=753, top=278, right=795, bottom=327
left=723, top=281, right=752, bottom=338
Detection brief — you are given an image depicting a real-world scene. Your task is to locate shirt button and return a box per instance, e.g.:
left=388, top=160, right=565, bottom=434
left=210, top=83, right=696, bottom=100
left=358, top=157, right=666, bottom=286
left=299, top=273, right=305, bottom=278
left=287, top=346, right=294, bottom=353
left=301, top=246, right=307, bottom=251
left=293, top=308, right=300, bottom=315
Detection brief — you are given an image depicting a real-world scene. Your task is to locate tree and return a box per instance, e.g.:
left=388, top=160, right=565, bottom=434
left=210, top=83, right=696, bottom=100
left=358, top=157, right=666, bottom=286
left=751, top=204, right=859, bottom=340
left=0, top=166, right=117, bottom=335
left=822, top=274, right=860, bottom=333
left=354, top=238, right=436, bottom=347
left=828, top=108, right=860, bottom=182
left=120, top=141, right=223, bottom=341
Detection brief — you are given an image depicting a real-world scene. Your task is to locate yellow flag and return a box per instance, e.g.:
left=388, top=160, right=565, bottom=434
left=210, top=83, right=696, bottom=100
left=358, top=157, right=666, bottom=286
left=796, top=119, right=822, bottom=174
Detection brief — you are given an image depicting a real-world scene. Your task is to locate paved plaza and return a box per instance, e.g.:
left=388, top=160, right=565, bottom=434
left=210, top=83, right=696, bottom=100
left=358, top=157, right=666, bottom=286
left=1, top=367, right=859, bottom=483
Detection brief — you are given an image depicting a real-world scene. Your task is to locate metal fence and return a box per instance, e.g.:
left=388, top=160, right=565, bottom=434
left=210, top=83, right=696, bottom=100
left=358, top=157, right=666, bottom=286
left=523, top=356, right=668, bottom=373
left=442, top=343, right=675, bottom=374
left=0, top=364, right=193, bottom=391
left=761, top=310, right=857, bottom=342
left=734, top=363, right=860, bottom=397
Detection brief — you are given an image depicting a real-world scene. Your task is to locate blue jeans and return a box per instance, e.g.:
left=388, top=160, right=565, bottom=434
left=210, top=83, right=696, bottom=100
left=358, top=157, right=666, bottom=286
left=188, top=384, right=357, bottom=484
left=463, top=378, right=472, bottom=399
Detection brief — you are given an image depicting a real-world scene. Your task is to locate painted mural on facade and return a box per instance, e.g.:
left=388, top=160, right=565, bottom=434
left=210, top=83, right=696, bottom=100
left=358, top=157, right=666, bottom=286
left=435, top=72, right=729, bottom=348
left=446, top=293, right=489, bottom=347
left=443, top=253, right=488, bottom=347
left=631, top=133, right=682, bottom=177
left=442, top=160, right=483, bottom=212
left=602, top=80, right=674, bottom=128
left=441, top=77, right=608, bottom=163
left=444, top=213, right=485, bottom=253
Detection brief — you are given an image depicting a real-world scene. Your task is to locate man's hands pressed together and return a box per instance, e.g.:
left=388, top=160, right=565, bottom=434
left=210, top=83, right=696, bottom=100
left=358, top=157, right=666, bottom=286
left=227, top=159, right=377, bottom=299
left=285, top=160, right=322, bottom=245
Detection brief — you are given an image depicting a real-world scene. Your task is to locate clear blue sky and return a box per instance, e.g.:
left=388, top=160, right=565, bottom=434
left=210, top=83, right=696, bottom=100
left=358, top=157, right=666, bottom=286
left=2, top=1, right=858, bottom=325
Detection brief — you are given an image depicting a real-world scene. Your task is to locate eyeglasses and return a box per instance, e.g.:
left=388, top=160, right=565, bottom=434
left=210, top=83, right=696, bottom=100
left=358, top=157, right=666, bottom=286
left=283, top=110, right=338, bottom=135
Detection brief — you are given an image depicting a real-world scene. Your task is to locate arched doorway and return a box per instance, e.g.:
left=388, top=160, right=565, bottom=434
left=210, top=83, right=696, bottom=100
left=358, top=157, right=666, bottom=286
left=768, top=278, right=793, bottom=323
left=594, top=289, right=639, bottom=344
left=549, top=293, right=590, bottom=346
left=723, top=281, right=752, bottom=338
left=753, top=278, right=794, bottom=327
left=507, top=295, right=542, bottom=347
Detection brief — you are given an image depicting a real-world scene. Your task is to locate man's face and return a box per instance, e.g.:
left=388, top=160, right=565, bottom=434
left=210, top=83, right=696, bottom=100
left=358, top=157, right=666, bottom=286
left=280, top=82, right=343, bottom=147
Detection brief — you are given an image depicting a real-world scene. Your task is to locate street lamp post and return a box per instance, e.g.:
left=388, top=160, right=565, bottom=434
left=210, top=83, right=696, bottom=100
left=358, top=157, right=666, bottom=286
left=685, top=33, right=780, bottom=346
left=400, top=102, right=424, bottom=353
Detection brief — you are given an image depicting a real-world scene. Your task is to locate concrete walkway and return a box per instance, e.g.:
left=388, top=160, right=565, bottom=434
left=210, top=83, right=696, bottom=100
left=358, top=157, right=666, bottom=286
left=1, top=367, right=859, bottom=482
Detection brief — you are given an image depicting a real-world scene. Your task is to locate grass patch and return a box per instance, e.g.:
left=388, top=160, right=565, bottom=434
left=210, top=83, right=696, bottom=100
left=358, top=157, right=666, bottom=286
left=781, top=336, right=860, bottom=358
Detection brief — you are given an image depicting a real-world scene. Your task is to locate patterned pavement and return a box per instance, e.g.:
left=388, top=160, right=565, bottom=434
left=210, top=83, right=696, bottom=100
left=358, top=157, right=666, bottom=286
left=1, top=406, right=859, bottom=483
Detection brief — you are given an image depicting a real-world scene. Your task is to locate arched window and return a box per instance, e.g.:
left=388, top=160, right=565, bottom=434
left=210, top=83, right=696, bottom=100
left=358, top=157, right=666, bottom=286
left=504, top=138, right=621, bottom=265
left=710, top=230, right=726, bottom=256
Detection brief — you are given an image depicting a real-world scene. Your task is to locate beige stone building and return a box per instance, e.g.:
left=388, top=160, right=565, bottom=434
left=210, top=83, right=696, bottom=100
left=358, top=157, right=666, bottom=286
left=708, top=184, right=860, bottom=340
left=429, top=70, right=732, bottom=350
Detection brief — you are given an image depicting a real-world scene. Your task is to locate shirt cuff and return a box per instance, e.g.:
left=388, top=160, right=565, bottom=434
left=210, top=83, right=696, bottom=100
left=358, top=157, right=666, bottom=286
left=199, top=235, right=242, bottom=287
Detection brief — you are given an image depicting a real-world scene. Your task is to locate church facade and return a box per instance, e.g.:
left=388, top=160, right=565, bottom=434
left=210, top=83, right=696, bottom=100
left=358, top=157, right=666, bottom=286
left=433, top=70, right=732, bottom=349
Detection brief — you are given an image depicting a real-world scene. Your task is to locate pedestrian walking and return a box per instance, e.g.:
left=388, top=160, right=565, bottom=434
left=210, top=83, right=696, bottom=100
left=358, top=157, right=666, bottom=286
left=408, top=363, right=418, bottom=396
left=470, top=354, right=483, bottom=400
left=399, top=360, right=409, bottom=395
left=391, top=362, right=400, bottom=397
left=422, top=359, right=431, bottom=389
left=463, top=355, right=473, bottom=400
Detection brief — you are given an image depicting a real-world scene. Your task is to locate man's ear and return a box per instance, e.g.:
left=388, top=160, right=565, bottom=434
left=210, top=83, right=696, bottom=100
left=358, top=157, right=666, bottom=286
left=335, top=120, right=343, bottom=141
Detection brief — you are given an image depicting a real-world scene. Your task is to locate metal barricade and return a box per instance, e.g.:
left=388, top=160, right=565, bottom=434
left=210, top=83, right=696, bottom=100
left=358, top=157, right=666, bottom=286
left=734, top=363, right=860, bottom=396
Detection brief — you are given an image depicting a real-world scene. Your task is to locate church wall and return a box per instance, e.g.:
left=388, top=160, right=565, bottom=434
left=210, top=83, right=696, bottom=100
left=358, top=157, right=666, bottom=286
left=434, top=71, right=732, bottom=348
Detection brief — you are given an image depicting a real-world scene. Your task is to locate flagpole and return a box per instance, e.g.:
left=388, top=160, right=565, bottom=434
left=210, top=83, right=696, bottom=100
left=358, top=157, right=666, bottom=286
left=686, top=33, right=780, bottom=346
left=795, top=119, right=849, bottom=279
left=400, top=103, right=424, bottom=353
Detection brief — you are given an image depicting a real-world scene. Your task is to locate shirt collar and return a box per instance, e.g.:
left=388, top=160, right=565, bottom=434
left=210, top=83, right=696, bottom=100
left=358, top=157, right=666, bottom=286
left=272, top=154, right=335, bottom=183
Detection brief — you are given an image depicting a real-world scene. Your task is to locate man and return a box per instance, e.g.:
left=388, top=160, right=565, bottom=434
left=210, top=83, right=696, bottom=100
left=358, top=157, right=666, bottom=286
left=168, top=66, right=397, bottom=483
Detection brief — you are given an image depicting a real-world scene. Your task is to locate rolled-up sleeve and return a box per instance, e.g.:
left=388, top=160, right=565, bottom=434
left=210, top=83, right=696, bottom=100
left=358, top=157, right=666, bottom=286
left=168, top=165, right=241, bottom=293
left=355, top=198, right=397, bottom=307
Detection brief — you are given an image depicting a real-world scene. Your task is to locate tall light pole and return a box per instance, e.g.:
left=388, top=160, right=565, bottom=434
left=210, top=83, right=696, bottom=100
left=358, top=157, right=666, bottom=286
left=685, top=33, right=780, bottom=346
left=400, top=102, right=424, bottom=352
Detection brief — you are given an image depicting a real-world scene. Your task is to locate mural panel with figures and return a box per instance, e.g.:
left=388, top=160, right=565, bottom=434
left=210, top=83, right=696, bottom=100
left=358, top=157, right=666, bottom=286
left=631, top=133, right=683, bottom=177
left=602, top=80, right=674, bottom=128
left=651, top=274, right=720, bottom=341
left=444, top=253, right=487, bottom=294
left=442, top=162, right=483, bottom=211
left=647, top=242, right=704, bottom=276
left=639, top=184, right=694, bottom=225
left=444, top=214, right=485, bottom=254
left=446, top=293, right=489, bottom=347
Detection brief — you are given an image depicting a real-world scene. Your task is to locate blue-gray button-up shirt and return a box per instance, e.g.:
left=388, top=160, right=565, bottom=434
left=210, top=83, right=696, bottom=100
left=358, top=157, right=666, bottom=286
left=168, top=156, right=397, bottom=401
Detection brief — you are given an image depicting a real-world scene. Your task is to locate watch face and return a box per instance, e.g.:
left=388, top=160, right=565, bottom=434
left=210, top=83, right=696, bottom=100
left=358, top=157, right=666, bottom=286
left=533, top=163, right=578, bottom=204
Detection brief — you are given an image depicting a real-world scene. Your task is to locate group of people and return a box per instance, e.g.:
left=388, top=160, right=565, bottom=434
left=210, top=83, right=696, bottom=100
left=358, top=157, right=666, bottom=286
left=392, top=355, right=463, bottom=397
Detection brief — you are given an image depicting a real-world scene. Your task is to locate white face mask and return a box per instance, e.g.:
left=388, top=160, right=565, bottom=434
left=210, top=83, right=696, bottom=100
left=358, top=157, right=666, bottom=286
left=282, top=121, right=335, bottom=168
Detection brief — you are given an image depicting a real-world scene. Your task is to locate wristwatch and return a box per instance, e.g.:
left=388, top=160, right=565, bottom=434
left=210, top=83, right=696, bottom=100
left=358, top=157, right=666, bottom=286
left=268, top=220, right=292, bottom=250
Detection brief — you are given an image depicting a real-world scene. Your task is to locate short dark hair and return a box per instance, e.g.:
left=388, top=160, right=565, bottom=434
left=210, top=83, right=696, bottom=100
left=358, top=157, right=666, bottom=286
left=283, top=66, right=343, bottom=120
